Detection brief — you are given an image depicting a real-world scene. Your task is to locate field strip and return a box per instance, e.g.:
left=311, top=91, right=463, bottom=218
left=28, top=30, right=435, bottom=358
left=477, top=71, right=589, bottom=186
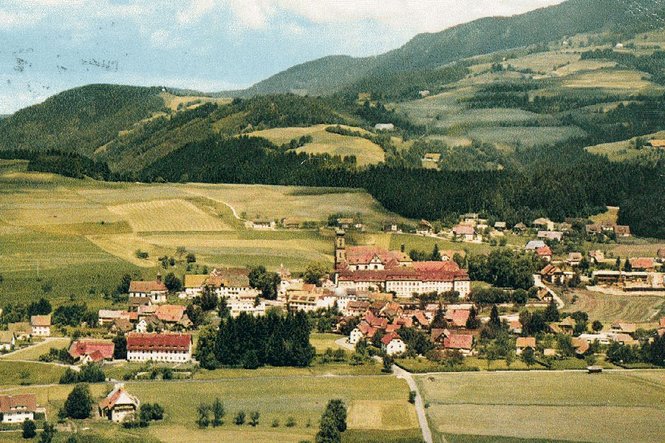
left=181, top=188, right=243, bottom=220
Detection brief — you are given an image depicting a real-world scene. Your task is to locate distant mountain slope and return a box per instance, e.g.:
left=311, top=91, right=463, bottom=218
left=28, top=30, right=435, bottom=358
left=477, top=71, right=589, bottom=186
left=232, top=0, right=665, bottom=96
left=0, top=84, right=165, bottom=157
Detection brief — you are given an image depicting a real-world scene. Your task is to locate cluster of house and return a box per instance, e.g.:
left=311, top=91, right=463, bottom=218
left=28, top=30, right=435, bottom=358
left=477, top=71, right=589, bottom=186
left=0, top=315, right=52, bottom=351
left=69, top=332, right=192, bottom=364
left=0, top=384, right=142, bottom=425
left=334, top=230, right=471, bottom=298
left=345, top=301, right=476, bottom=356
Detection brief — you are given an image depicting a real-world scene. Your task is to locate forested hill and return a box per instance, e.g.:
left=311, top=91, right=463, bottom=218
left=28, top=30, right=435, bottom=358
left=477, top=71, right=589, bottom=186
left=0, top=84, right=165, bottom=157
left=232, top=0, right=665, bottom=96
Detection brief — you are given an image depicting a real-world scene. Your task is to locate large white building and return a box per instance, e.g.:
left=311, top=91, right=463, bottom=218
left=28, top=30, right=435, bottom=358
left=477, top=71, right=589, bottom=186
left=30, top=315, right=51, bottom=337
left=0, top=394, right=37, bottom=423
left=128, top=279, right=168, bottom=304
left=126, top=333, right=192, bottom=363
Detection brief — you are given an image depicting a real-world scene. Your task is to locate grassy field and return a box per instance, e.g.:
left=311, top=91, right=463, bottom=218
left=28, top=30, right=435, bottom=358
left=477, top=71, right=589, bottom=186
left=564, top=68, right=656, bottom=91
left=1, top=338, right=70, bottom=361
left=0, top=169, right=408, bottom=305
left=0, top=375, right=419, bottom=443
left=418, top=370, right=665, bottom=443
left=0, top=361, right=66, bottom=385
left=248, top=124, right=386, bottom=166
left=562, top=289, right=665, bottom=323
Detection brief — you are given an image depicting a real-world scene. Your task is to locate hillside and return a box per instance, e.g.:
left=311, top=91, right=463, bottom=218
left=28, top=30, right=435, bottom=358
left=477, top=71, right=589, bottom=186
left=231, top=0, right=665, bottom=97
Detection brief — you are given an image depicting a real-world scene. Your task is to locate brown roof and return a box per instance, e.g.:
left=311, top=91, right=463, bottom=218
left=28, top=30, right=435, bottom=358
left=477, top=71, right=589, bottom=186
left=613, top=225, right=631, bottom=236
left=516, top=337, right=536, bottom=349
left=445, top=309, right=470, bottom=328
left=0, top=331, right=15, bottom=344
left=649, top=139, right=665, bottom=148
left=69, top=339, right=115, bottom=360
left=0, top=394, right=37, bottom=413
left=129, top=280, right=167, bottom=293
left=8, top=322, right=31, bottom=335
left=444, top=334, right=473, bottom=350
left=207, top=268, right=251, bottom=288
left=127, top=333, right=191, bottom=352
left=536, top=246, right=553, bottom=257
left=30, top=315, right=51, bottom=327
left=99, top=386, right=139, bottom=411
left=630, top=258, right=654, bottom=270
left=155, top=304, right=186, bottom=323
left=453, top=225, right=475, bottom=236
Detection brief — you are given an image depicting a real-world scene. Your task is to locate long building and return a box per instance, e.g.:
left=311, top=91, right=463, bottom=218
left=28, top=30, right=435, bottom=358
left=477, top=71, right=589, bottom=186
left=126, top=333, right=192, bottom=363
left=334, top=230, right=471, bottom=298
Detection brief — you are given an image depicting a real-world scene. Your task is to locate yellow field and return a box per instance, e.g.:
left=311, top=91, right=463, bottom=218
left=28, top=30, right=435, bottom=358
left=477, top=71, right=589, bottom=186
left=562, top=289, right=664, bottom=323
left=589, top=206, right=619, bottom=224
left=347, top=400, right=418, bottom=431
left=509, top=51, right=580, bottom=73
left=419, top=370, right=665, bottom=443
left=248, top=124, right=385, bottom=166
left=564, top=69, right=655, bottom=90
left=108, top=199, right=232, bottom=232
left=160, top=93, right=232, bottom=111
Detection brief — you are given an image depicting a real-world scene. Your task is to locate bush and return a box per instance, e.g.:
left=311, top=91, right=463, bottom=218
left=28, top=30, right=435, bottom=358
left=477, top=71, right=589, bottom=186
left=408, top=390, right=416, bottom=404
left=64, top=384, right=93, bottom=419
left=285, top=416, right=296, bottom=427
left=22, top=419, right=36, bottom=439
left=234, top=411, right=246, bottom=426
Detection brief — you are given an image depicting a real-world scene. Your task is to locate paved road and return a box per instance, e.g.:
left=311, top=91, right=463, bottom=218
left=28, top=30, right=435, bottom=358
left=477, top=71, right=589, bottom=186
left=393, top=364, right=435, bottom=443
left=534, top=274, right=565, bottom=309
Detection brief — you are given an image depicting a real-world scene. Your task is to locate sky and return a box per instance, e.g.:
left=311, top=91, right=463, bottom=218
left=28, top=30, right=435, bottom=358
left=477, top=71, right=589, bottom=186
left=0, top=0, right=566, bottom=114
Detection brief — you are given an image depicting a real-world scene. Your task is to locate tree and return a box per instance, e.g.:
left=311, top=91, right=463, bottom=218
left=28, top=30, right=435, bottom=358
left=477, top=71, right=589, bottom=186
left=22, top=419, right=37, bottom=439
left=28, top=298, right=52, bottom=316
left=521, top=347, right=536, bottom=367
left=186, top=253, right=197, bottom=263
left=488, top=305, right=501, bottom=330
left=234, top=410, right=246, bottom=425
left=408, top=390, right=416, bottom=404
left=218, top=296, right=230, bottom=319
left=212, top=398, right=225, bottom=427
left=623, top=258, right=632, bottom=272
left=466, top=306, right=481, bottom=329
left=164, top=273, right=182, bottom=292
left=325, top=399, right=347, bottom=432
left=431, top=244, right=442, bottom=261
left=243, top=350, right=261, bottom=369
left=303, top=262, right=329, bottom=285
left=40, top=422, right=56, bottom=443
left=196, top=403, right=210, bottom=428
left=248, top=266, right=281, bottom=300
left=430, top=305, right=447, bottom=329
left=140, top=403, right=164, bottom=422
left=543, top=299, right=560, bottom=322
left=64, top=384, right=93, bottom=419
left=250, top=411, right=260, bottom=427
left=198, top=286, right=218, bottom=311
left=185, top=303, right=205, bottom=328
left=316, top=412, right=341, bottom=443
left=615, top=256, right=621, bottom=270
left=113, top=334, right=127, bottom=360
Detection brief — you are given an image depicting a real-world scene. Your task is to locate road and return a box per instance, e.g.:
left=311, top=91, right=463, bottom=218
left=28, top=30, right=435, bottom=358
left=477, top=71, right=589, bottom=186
left=393, top=364, right=435, bottom=443
left=533, top=274, right=565, bottom=309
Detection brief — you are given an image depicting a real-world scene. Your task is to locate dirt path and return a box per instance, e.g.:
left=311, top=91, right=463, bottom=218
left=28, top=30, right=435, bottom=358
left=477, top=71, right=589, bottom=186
left=393, top=364, right=435, bottom=443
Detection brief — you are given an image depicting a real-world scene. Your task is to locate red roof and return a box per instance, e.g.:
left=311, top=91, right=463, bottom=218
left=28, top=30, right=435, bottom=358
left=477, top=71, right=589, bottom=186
left=69, top=339, right=115, bottom=360
left=414, top=311, right=430, bottom=327
left=445, top=309, right=470, bottom=328
left=155, top=304, right=186, bottom=323
left=338, top=268, right=469, bottom=283
left=0, top=394, right=37, bottom=413
left=412, top=261, right=460, bottom=272
left=129, top=280, right=167, bottom=293
left=536, top=246, right=552, bottom=257
left=630, top=258, right=655, bottom=270
left=381, top=331, right=402, bottom=346
left=444, top=334, right=473, bottom=350
left=127, top=333, right=192, bottom=352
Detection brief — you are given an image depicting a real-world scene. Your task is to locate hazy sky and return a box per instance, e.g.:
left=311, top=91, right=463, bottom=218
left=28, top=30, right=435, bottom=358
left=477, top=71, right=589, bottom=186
left=0, top=0, right=566, bottom=113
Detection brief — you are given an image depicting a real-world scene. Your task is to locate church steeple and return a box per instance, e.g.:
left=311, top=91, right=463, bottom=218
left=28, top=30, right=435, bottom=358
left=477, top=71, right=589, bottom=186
left=335, top=229, right=347, bottom=269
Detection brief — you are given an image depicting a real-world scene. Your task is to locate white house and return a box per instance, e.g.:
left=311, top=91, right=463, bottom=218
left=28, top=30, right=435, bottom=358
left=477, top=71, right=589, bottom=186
left=128, top=278, right=168, bottom=304
left=374, top=123, right=395, bottom=131
left=381, top=332, right=406, bottom=356
left=0, top=394, right=36, bottom=423
left=0, top=331, right=16, bottom=352
left=30, top=315, right=51, bottom=337
left=349, top=327, right=365, bottom=345
left=98, top=384, right=140, bottom=423
left=126, top=333, right=192, bottom=363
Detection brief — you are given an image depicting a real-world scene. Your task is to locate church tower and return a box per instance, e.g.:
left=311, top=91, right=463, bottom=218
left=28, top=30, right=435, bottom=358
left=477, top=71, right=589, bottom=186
left=335, top=229, right=347, bottom=269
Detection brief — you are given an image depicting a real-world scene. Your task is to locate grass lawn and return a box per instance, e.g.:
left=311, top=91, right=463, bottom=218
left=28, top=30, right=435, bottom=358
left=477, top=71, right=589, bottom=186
left=418, top=370, right=665, bottom=443
left=311, top=332, right=345, bottom=353
left=1, top=338, right=70, bottom=361
left=0, top=360, right=66, bottom=385
left=387, top=234, right=490, bottom=256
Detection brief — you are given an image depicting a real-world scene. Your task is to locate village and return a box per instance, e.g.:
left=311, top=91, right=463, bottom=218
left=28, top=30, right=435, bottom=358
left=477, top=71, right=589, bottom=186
left=1, top=210, right=664, bottom=438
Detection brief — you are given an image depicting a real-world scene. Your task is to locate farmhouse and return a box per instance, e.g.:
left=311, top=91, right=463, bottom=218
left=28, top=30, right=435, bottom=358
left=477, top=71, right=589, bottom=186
left=537, top=231, right=563, bottom=242
left=536, top=245, right=553, bottom=262
left=207, top=268, right=261, bottom=300
left=524, top=240, right=546, bottom=251
left=445, top=309, right=470, bottom=328
left=0, top=331, right=15, bottom=351
left=516, top=337, right=536, bottom=355
left=630, top=258, right=656, bottom=272
left=452, top=225, right=475, bottom=241
left=566, top=252, right=583, bottom=266
left=69, top=339, right=115, bottom=363
left=98, top=310, right=132, bottom=326
left=129, top=277, right=167, bottom=304
left=251, top=219, right=275, bottom=230
left=126, top=333, right=192, bottom=363
left=540, top=264, right=566, bottom=285
left=417, top=219, right=433, bottom=235
left=0, top=394, right=37, bottom=424
left=30, top=315, right=51, bottom=337
left=443, top=334, right=474, bottom=356
left=381, top=332, right=406, bottom=356
left=182, top=274, right=208, bottom=298
left=8, top=322, right=31, bottom=340
left=99, top=384, right=140, bottom=423
left=533, top=218, right=555, bottom=231
left=154, top=304, right=190, bottom=329
left=613, top=225, right=631, bottom=237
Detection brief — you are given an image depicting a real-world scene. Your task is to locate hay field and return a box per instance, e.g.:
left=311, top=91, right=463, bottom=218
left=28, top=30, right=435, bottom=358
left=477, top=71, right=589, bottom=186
left=562, top=289, right=664, bottom=323
left=108, top=199, right=232, bottom=232
left=564, top=69, right=656, bottom=91
left=1, top=337, right=71, bottom=361
left=160, top=92, right=232, bottom=111
left=418, top=370, right=665, bottom=443
left=248, top=124, right=385, bottom=166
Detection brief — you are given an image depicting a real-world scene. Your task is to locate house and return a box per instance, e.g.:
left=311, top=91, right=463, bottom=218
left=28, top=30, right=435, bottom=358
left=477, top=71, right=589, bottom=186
left=494, top=221, right=507, bottom=231
left=538, top=231, right=563, bottom=242
left=374, top=123, right=395, bottom=131
left=536, top=246, right=553, bottom=262
left=128, top=297, right=152, bottom=312
left=571, top=338, right=590, bottom=356
left=533, top=218, right=554, bottom=231
left=443, top=334, right=474, bottom=356
left=0, top=394, right=37, bottom=423
left=613, top=225, right=631, bottom=237
left=513, top=222, right=527, bottom=233
left=445, top=309, right=470, bottom=328
left=0, top=331, right=15, bottom=352
left=154, top=304, right=188, bottom=327
left=30, top=315, right=51, bottom=337
left=126, top=333, right=192, bottom=363
left=422, top=153, right=441, bottom=169
left=647, top=139, right=665, bottom=149
left=557, top=317, right=577, bottom=335
left=98, top=384, right=140, bottom=423
left=585, top=224, right=603, bottom=235
left=516, top=337, right=536, bottom=355
left=98, top=310, right=131, bottom=326
left=588, top=250, right=605, bottom=264
left=69, top=339, right=115, bottom=363
left=111, top=318, right=134, bottom=334
left=349, top=327, right=365, bottom=345
left=128, top=278, right=168, bottom=304
left=383, top=223, right=400, bottom=233
left=281, top=217, right=303, bottom=229
left=251, top=219, right=275, bottom=230
left=525, top=240, right=546, bottom=251
left=567, top=252, right=583, bottom=267
left=416, top=219, right=433, bottom=235
left=509, top=320, right=522, bottom=335
left=630, top=258, right=656, bottom=272
left=540, top=264, right=565, bottom=285
left=381, top=332, right=406, bottom=356
left=343, top=300, right=371, bottom=317
left=610, top=322, right=637, bottom=335
left=452, top=225, right=475, bottom=241
left=182, top=274, right=208, bottom=298
left=8, top=322, right=31, bottom=340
